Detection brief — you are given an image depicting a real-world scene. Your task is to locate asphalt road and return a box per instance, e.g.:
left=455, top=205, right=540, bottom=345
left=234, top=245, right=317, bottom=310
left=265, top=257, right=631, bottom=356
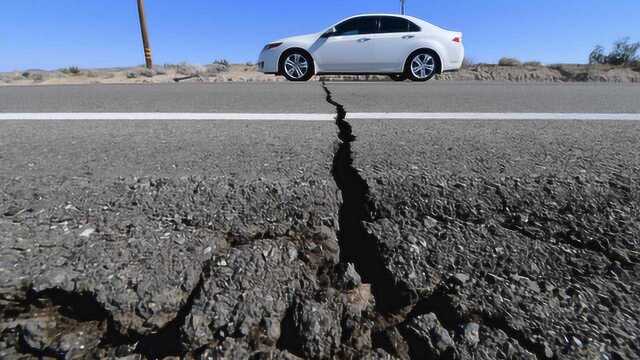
left=1, top=82, right=640, bottom=113
left=1, top=82, right=639, bottom=359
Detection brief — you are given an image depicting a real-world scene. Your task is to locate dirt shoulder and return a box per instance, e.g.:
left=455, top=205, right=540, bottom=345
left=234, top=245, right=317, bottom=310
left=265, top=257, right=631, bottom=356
left=1, top=63, right=639, bottom=86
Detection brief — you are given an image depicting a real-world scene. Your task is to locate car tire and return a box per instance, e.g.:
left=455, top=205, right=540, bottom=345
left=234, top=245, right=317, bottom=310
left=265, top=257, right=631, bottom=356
left=389, top=74, right=407, bottom=82
left=404, top=50, right=440, bottom=82
left=280, top=50, right=315, bottom=82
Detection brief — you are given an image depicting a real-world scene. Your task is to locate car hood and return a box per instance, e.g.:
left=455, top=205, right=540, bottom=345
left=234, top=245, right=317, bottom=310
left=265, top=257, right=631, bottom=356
left=274, top=32, right=322, bottom=45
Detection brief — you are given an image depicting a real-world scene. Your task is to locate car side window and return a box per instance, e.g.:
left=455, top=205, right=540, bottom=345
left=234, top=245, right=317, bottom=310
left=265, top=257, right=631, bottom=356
left=380, top=16, right=421, bottom=33
left=334, top=17, right=379, bottom=36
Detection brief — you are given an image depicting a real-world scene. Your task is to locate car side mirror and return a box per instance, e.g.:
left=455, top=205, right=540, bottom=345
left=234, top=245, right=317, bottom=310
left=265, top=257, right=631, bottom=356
left=322, top=27, right=337, bottom=38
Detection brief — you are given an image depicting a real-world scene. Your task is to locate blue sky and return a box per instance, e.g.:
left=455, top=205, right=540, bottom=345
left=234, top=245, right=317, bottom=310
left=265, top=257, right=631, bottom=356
left=1, top=0, right=639, bottom=71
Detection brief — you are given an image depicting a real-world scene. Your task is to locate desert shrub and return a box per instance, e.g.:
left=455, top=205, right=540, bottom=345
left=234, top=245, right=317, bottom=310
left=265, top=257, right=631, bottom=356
left=126, top=72, right=138, bottom=79
left=589, top=45, right=607, bottom=65
left=31, top=73, right=44, bottom=82
left=607, top=38, right=640, bottom=65
left=523, top=61, right=542, bottom=66
left=245, top=61, right=254, bottom=66
left=498, top=57, right=522, bottom=66
left=61, top=66, right=81, bottom=75
left=21, top=71, right=30, bottom=78
left=589, top=38, right=640, bottom=66
left=213, top=59, right=230, bottom=66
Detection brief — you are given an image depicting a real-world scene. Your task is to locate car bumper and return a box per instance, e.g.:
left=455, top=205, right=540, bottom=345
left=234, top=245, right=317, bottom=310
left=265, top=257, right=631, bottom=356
left=257, top=48, right=281, bottom=74
left=442, top=44, right=465, bottom=72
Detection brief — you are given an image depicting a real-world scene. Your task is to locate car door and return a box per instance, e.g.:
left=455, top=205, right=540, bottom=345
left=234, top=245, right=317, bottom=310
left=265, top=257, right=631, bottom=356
left=312, top=16, right=379, bottom=73
left=372, top=16, right=422, bottom=72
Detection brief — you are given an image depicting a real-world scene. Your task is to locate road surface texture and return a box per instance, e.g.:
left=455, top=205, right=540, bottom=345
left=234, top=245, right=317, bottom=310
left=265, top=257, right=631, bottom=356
left=1, top=82, right=640, bottom=114
left=0, top=82, right=639, bottom=360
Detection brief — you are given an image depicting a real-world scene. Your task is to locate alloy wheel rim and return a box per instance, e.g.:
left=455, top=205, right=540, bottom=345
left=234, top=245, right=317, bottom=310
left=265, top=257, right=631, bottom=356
left=410, top=54, right=435, bottom=79
left=284, top=53, right=309, bottom=79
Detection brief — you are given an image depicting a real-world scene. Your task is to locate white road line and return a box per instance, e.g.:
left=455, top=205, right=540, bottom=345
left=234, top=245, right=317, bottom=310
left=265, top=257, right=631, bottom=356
left=0, top=113, right=334, bottom=121
left=349, top=112, right=640, bottom=121
left=0, top=112, right=639, bottom=121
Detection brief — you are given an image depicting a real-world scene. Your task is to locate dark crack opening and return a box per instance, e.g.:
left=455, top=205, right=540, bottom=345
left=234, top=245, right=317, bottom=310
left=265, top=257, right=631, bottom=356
left=322, top=82, right=411, bottom=313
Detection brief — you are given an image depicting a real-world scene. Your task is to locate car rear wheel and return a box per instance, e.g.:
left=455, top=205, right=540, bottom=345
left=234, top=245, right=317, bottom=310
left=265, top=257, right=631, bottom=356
left=405, top=50, right=439, bottom=82
left=280, top=51, right=314, bottom=82
left=389, top=74, right=407, bottom=82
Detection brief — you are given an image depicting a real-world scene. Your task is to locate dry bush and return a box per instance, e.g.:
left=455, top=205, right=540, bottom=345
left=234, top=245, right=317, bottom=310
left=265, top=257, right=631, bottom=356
left=590, top=38, right=640, bottom=66
left=498, top=57, right=522, bottom=66
left=61, top=66, right=81, bottom=75
left=523, top=61, right=542, bottom=66
left=213, top=59, right=230, bottom=66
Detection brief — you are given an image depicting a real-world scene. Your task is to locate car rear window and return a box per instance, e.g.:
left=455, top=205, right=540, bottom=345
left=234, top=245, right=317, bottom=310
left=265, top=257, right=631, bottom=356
left=335, top=17, right=379, bottom=36
left=380, top=17, right=421, bottom=33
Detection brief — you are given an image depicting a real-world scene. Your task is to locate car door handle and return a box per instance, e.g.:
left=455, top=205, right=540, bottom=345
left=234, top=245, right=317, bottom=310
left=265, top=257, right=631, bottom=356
left=402, top=35, right=415, bottom=39
left=357, top=38, right=371, bottom=42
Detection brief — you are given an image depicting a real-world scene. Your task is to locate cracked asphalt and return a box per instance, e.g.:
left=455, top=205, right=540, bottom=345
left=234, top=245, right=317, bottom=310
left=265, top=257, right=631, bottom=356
left=1, top=82, right=639, bottom=360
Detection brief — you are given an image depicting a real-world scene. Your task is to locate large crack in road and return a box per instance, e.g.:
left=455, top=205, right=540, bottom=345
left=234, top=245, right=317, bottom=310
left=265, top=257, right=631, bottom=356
left=320, top=82, right=556, bottom=360
left=322, top=81, right=410, bottom=313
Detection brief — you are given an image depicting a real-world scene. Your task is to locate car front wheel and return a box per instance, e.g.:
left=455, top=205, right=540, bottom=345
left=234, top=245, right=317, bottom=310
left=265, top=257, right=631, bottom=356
left=280, top=51, right=314, bottom=82
left=405, top=51, right=439, bottom=82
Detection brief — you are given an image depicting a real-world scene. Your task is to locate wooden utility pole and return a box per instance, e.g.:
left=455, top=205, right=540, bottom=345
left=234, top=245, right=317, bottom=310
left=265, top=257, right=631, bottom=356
left=136, top=0, right=153, bottom=68
left=400, top=0, right=405, bottom=14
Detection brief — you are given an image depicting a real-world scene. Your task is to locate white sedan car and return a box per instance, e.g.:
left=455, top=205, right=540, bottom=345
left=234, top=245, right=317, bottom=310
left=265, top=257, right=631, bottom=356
left=258, top=14, right=464, bottom=82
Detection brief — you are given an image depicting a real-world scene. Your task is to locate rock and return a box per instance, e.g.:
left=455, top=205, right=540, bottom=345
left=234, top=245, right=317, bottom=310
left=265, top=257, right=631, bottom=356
left=289, top=299, right=342, bottom=359
left=401, top=313, right=455, bottom=358
left=79, top=227, right=95, bottom=238
left=374, top=327, right=410, bottom=359
left=453, top=273, right=470, bottom=285
left=544, top=342, right=555, bottom=358
left=3, top=205, right=23, bottom=216
left=339, top=263, right=362, bottom=289
left=423, top=216, right=438, bottom=228
left=20, top=319, right=51, bottom=352
left=464, top=322, right=480, bottom=346
left=180, top=240, right=314, bottom=349
left=17, top=314, right=103, bottom=359
left=572, top=336, right=583, bottom=348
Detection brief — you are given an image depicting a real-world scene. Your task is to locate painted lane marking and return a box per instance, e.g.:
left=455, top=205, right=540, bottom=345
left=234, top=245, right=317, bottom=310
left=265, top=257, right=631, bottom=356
left=0, top=112, right=639, bottom=121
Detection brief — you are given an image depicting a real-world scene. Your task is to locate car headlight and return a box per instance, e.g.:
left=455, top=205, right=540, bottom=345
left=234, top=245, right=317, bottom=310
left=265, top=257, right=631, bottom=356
left=264, top=42, right=283, bottom=50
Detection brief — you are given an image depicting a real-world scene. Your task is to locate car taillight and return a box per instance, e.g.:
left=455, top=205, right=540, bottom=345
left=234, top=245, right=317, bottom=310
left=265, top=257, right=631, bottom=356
left=452, top=36, right=461, bottom=43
